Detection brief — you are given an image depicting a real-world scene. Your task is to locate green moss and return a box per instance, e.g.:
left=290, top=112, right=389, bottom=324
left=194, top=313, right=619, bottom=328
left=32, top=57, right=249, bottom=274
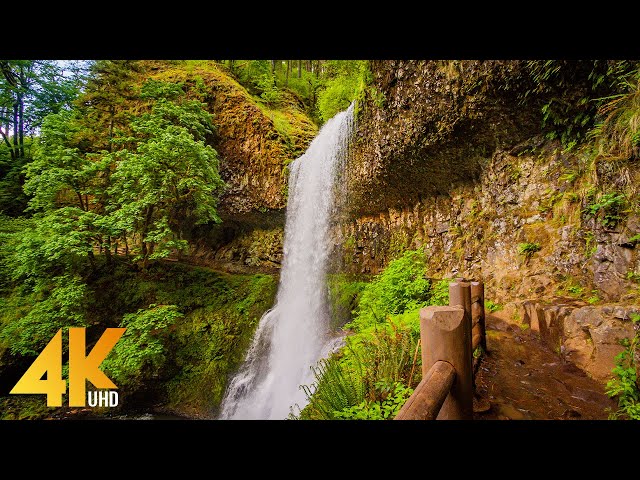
left=327, top=273, right=369, bottom=330
left=0, top=395, right=55, bottom=420
left=0, top=261, right=277, bottom=419
left=388, top=230, right=410, bottom=261
left=166, top=273, right=277, bottom=415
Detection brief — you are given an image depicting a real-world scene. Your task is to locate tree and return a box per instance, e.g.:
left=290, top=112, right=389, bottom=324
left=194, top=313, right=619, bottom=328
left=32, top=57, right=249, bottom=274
left=76, top=60, right=141, bottom=153
left=0, top=60, right=86, bottom=161
left=0, top=60, right=88, bottom=216
left=105, top=80, right=225, bottom=267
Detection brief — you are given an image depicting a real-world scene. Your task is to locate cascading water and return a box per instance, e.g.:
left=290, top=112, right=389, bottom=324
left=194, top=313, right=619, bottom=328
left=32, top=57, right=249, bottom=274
left=218, top=103, right=354, bottom=419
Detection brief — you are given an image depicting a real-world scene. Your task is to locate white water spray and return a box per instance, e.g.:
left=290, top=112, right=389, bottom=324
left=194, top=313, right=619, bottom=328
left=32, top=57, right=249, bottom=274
left=219, top=103, right=354, bottom=419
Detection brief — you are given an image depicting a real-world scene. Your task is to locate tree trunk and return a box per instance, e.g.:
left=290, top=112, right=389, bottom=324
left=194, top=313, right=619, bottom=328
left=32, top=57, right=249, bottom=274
left=108, top=105, right=114, bottom=152
left=105, top=236, right=112, bottom=265
left=18, top=65, right=24, bottom=158
left=88, top=250, right=96, bottom=269
left=0, top=107, right=13, bottom=157
left=12, top=103, right=18, bottom=154
left=17, top=97, right=24, bottom=158
left=285, top=60, right=290, bottom=87
left=76, top=191, right=86, bottom=211
left=298, top=60, right=302, bottom=78
left=140, top=205, right=155, bottom=268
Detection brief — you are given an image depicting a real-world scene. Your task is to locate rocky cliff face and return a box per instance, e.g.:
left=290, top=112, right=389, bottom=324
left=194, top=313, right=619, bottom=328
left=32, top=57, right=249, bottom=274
left=334, top=60, right=640, bottom=382
left=147, top=62, right=318, bottom=271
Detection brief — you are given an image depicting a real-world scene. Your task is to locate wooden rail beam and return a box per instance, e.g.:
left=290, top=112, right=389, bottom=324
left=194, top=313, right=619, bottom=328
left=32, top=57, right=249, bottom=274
left=395, top=361, right=455, bottom=420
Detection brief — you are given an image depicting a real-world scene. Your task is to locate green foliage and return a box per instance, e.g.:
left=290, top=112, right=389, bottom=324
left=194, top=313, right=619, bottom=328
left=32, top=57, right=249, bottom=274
left=166, top=271, right=278, bottom=412
left=295, top=319, right=420, bottom=420
left=0, top=60, right=88, bottom=216
left=0, top=259, right=278, bottom=417
left=0, top=395, right=53, bottom=420
left=584, top=231, right=598, bottom=257
left=522, top=60, right=638, bottom=148
left=589, top=67, right=640, bottom=162
left=295, top=253, right=451, bottom=420
left=567, top=284, right=584, bottom=297
left=0, top=275, right=88, bottom=356
left=348, top=250, right=431, bottom=330
left=518, top=242, right=542, bottom=258
left=295, top=354, right=366, bottom=419
left=327, top=274, right=368, bottom=328
left=428, top=279, right=451, bottom=307
left=0, top=211, right=94, bottom=357
left=106, top=80, right=224, bottom=263
left=606, top=314, right=640, bottom=420
left=227, top=60, right=369, bottom=125
left=587, top=290, right=601, bottom=304
left=103, top=304, right=183, bottom=388
left=485, top=299, right=503, bottom=313
left=22, top=75, right=225, bottom=269
left=585, top=192, right=626, bottom=229
left=316, top=61, right=368, bottom=122
left=333, top=381, right=413, bottom=420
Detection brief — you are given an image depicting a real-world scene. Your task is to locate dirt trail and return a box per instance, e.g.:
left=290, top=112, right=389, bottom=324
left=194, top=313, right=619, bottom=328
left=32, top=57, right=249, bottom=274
left=472, top=314, right=616, bottom=420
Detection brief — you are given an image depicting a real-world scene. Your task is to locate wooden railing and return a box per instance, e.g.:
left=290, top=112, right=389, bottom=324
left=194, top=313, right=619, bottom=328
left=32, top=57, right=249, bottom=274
left=395, top=279, right=486, bottom=420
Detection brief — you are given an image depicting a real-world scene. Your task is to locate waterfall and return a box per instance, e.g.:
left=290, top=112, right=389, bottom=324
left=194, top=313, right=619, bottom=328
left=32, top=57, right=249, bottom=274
left=218, top=103, right=355, bottom=419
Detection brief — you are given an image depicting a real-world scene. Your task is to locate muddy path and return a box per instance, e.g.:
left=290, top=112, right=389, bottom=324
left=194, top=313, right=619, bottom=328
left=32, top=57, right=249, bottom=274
left=472, top=314, right=616, bottom=420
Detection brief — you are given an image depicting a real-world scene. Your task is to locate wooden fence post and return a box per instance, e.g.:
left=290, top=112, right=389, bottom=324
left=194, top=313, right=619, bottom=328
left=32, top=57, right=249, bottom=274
left=470, top=281, right=487, bottom=352
left=421, top=305, right=473, bottom=420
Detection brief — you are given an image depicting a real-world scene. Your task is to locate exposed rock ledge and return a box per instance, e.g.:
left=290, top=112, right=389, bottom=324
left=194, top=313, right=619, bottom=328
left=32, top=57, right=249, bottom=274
left=496, top=300, right=639, bottom=383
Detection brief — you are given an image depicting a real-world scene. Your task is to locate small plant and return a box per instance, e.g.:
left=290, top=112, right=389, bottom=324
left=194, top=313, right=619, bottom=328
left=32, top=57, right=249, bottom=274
left=629, top=233, right=640, bottom=245
left=585, top=192, right=626, bottom=229
left=627, top=271, right=640, bottom=283
left=559, top=170, right=580, bottom=184
left=565, top=192, right=580, bottom=203
left=485, top=299, right=503, bottom=313
left=605, top=313, right=640, bottom=420
left=588, top=290, right=601, bottom=304
left=333, top=381, right=413, bottom=420
left=518, top=242, right=542, bottom=259
left=584, top=231, right=598, bottom=257
left=567, top=284, right=585, bottom=297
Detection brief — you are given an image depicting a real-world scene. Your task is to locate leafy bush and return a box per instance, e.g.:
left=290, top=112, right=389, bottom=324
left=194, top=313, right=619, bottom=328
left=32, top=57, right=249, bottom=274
left=348, top=249, right=431, bottom=331
left=295, top=250, right=447, bottom=420
left=606, top=313, right=640, bottom=420
left=0, top=275, right=89, bottom=356
left=485, top=299, right=503, bottom=313
left=518, top=242, right=542, bottom=258
left=590, top=67, right=640, bottom=162
left=327, top=274, right=368, bottom=328
left=428, top=278, right=450, bottom=306
left=333, top=381, right=413, bottom=420
left=294, top=320, right=420, bottom=420
left=102, top=304, right=183, bottom=388
left=585, top=192, right=626, bottom=229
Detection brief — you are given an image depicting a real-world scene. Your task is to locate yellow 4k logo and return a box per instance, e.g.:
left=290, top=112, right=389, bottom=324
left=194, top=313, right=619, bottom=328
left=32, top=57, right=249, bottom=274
left=10, top=327, right=126, bottom=407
